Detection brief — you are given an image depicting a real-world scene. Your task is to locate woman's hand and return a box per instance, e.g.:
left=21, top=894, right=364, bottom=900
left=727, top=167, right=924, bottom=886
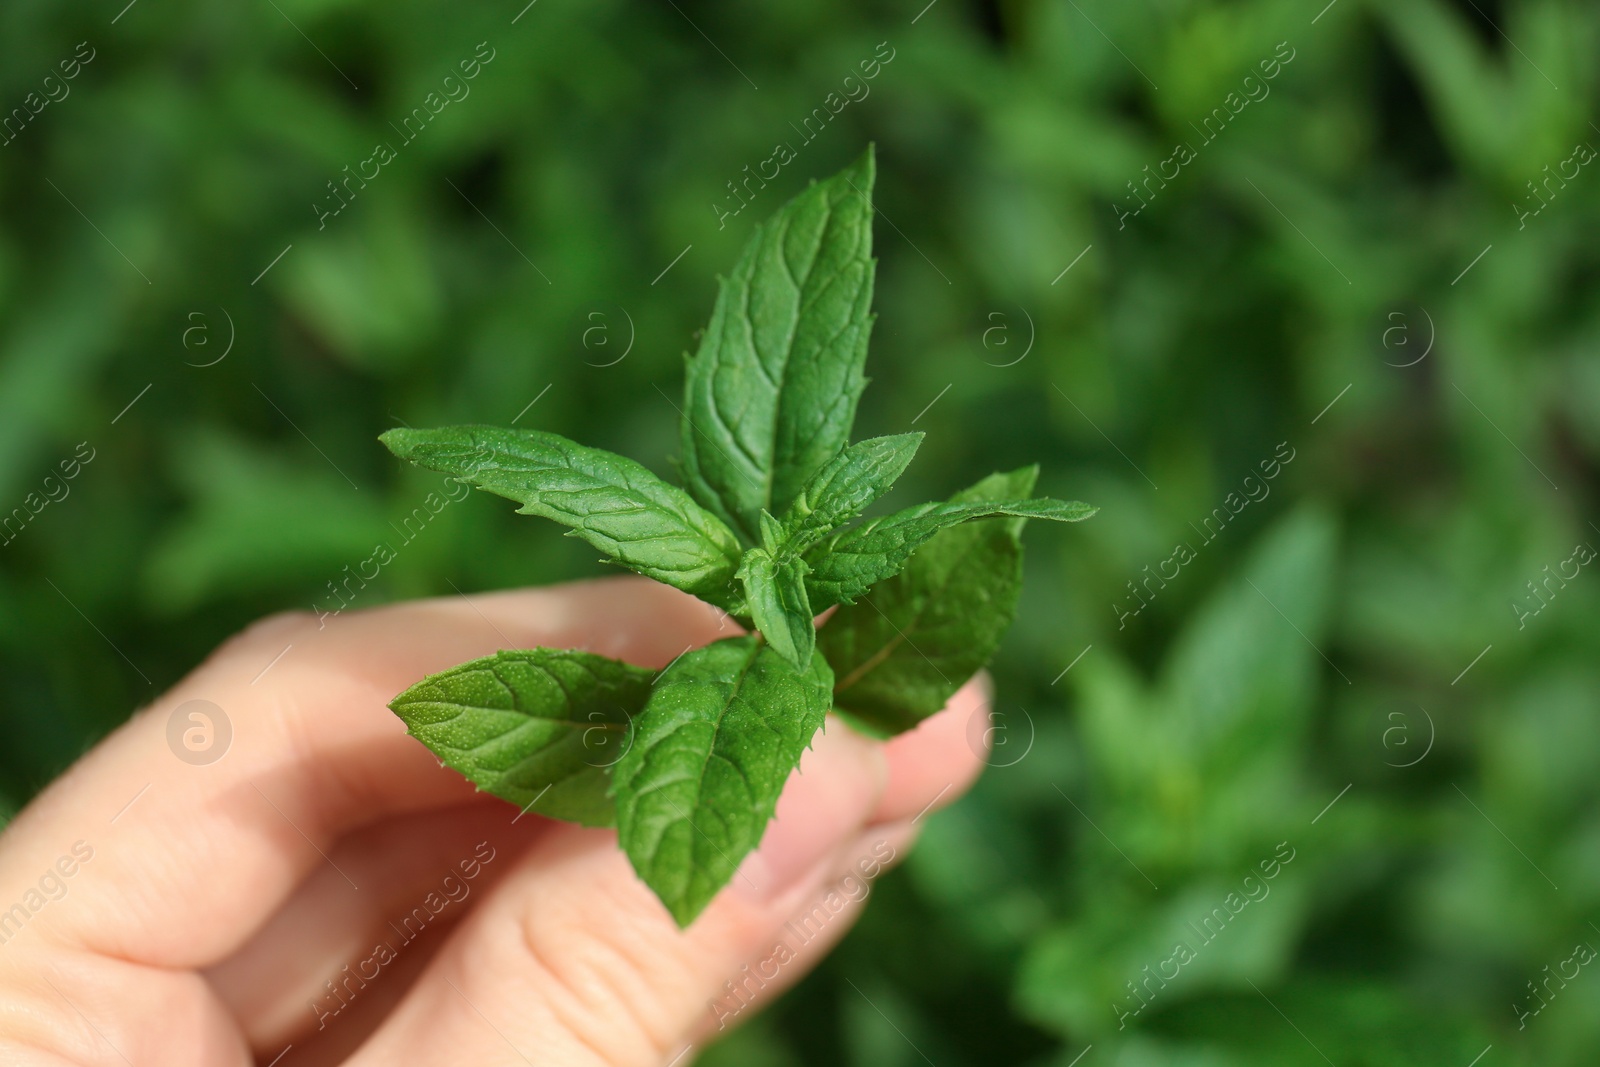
left=0, top=577, right=987, bottom=1066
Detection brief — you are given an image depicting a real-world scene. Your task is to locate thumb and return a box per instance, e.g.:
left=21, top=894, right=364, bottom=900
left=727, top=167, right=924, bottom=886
left=347, top=682, right=988, bottom=1067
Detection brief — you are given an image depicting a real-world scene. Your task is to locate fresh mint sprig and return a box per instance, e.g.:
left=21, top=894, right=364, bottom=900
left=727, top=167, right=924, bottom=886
left=380, top=146, right=1096, bottom=926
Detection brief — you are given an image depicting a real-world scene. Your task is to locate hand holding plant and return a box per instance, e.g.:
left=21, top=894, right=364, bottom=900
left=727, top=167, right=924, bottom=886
left=0, top=577, right=989, bottom=1063
left=381, top=148, right=1095, bottom=924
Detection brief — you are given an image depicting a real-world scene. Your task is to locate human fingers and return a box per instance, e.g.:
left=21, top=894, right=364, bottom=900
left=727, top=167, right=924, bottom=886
left=0, top=577, right=729, bottom=974
left=345, top=680, right=988, bottom=1067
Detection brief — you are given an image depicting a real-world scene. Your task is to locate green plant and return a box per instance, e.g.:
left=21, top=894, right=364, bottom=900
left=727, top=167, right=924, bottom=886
left=378, top=148, right=1094, bottom=926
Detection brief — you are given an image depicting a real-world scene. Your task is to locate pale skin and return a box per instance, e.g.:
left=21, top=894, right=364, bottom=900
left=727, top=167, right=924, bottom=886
left=0, top=576, right=988, bottom=1065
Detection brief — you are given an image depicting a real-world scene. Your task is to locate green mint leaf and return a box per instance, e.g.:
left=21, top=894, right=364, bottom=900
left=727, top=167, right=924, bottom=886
left=736, top=547, right=816, bottom=667
left=818, top=467, right=1039, bottom=735
left=679, top=147, right=877, bottom=544
left=612, top=635, right=834, bottom=926
left=777, top=432, right=923, bottom=556
left=380, top=425, right=743, bottom=607
left=757, top=509, right=788, bottom=555
left=389, top=649, right=655, bottom=827
left=806, top=496, right=1098, bottom=610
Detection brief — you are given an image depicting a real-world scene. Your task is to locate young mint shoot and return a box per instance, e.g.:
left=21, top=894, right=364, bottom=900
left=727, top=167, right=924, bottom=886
left=380, top=147, right=1096, bottom=927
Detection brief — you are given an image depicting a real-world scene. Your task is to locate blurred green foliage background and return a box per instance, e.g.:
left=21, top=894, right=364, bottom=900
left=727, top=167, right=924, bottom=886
left=3, top=0, right=1598, bottom=1062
